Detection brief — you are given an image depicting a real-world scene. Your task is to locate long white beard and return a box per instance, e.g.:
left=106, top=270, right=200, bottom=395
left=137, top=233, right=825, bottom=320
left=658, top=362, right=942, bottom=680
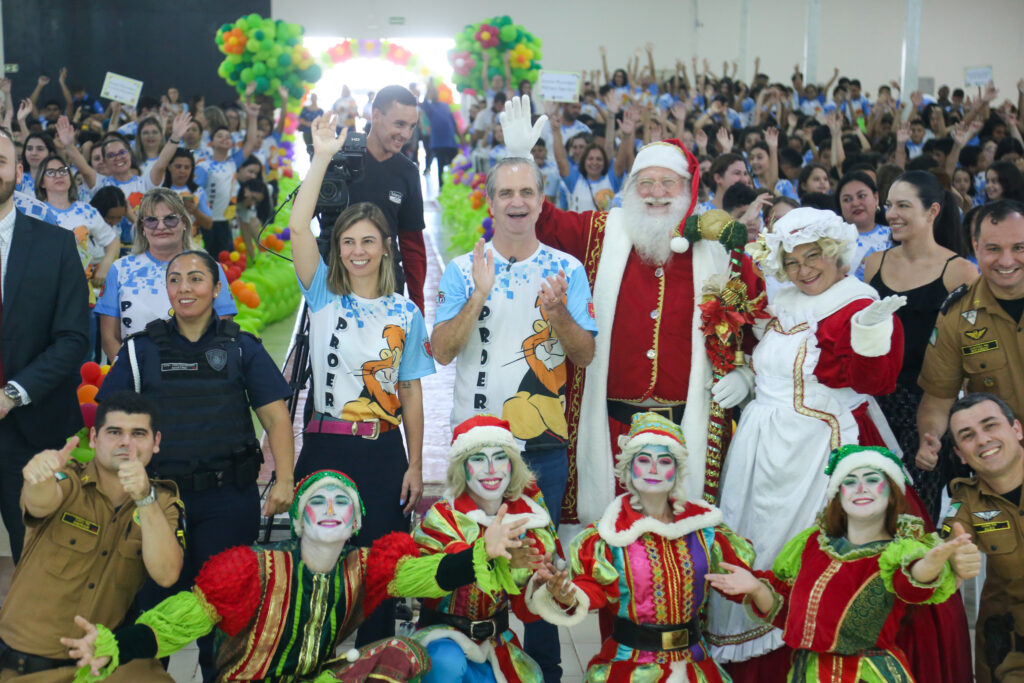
left=620, top=190, right=689, bottom=265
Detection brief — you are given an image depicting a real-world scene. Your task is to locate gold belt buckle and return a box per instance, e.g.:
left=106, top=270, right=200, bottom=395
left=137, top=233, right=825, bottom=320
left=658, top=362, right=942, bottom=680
left=661, top=628, right=689, bottom=650
left=364, top=421, right=380, bottom=440
left=649, top=406, right=674, bottom=420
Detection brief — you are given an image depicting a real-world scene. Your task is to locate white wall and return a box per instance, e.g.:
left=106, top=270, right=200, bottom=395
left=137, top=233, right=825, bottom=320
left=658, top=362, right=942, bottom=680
left=274, top=0, right=1024, bottom=98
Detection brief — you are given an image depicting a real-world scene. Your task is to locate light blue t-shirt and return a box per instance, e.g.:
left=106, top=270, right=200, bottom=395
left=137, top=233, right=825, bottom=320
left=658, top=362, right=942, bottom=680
left=853, top=224, right=893, bottom=281
left=299, top=259, right=434, bottom=420
left=13, top=191, right=59, bottom=225
left=435, top=242, right=597, bottom=450
left=94, top=251, right=237, bottom=338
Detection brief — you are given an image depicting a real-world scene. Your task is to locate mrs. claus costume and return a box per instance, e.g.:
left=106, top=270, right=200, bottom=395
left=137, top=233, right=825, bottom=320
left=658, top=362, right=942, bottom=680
left=530, top=136, right=760, bottom=527
left=706, top=208, right=971, bottom=683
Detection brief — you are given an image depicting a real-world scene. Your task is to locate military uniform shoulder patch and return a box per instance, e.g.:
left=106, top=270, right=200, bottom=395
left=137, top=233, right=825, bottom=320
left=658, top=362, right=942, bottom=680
left=940, top=283, right=969, bottom=314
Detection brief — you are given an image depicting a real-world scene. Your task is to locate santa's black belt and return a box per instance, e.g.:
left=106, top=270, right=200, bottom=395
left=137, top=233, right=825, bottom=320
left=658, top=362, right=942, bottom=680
left=612, top=617, right=699, bottom=651
left=418, top=606, right=509, bottom=641
left=607, top=401, right=685, bottom=425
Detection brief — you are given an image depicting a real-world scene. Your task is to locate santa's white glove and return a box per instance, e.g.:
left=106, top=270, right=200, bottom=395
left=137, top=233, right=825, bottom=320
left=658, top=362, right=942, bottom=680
left=500, top=95, right=548, bottom=158
left=710, top=366, right=755, bottom=409
left=854, top=295, right=907, bottom=327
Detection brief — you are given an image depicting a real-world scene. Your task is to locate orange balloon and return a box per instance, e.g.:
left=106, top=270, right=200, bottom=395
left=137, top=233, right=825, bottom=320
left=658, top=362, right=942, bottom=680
left=77, top=384, right=99, bottom=404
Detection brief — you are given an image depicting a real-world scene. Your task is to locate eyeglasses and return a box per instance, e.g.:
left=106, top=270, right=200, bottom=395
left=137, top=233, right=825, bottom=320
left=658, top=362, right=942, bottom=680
left=44, top=166, right=71, bottom=177
left=636, top=177, right=681, bottom=192
left=141, top=214, right=181, bottom=230
left=105, top=149, right=130, bottom=161
left=782, top=251, right=824, bottom=272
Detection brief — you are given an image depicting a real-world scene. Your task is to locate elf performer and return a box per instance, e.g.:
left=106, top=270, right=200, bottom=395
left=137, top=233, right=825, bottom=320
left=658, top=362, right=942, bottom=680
left=499, top=95, right=764, bottom=530
left=527, top=412, right=760, bottom=682
left=707, top=445, right=982, bottom=683
left=413, top=415, right=561, bottom=683
left=60, top=469, right=531, bottom=683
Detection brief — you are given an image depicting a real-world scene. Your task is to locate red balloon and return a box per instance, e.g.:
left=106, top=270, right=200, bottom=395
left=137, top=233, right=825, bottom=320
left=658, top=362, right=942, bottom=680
left=80, top=402, right=98, bottom=429
left=218, top=250, right=231, bottom=262
left=80, top=361, right=102, bottom=384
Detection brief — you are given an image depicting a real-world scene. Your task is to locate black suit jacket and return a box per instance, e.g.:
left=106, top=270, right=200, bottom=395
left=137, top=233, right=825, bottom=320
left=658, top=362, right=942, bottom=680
left=1, top=210, right=89, bottom=449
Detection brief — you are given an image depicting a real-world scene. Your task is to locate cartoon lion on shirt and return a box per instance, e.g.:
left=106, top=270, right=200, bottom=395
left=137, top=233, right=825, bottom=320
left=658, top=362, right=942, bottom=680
left=502, top=296, right=568, bottom=447
left=342, top=324, right=405, bottom=425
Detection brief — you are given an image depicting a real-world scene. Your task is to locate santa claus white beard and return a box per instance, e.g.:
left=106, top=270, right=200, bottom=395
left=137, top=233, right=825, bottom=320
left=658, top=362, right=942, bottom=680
left=620, top=189, right=689, bottom=265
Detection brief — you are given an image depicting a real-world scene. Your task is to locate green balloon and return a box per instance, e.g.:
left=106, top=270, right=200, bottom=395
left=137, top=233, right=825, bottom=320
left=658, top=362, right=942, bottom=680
left=253, top=62, right=266, bottom=76
left=278, top=53, right=292, bottom=67
left=240, top=68, right=254, bottom=83
left=532, top=48, right=543, bottom=61
left=234, top=18, right=247, bottom=31
left=227, top=53, right=242, bottom=64
left=499, top=25, right=516, bottom=43
left=218, top=63, right=231, bottom=78
left=254, top=29, right=265, bottom=41
left=255, top=76, right=269, bottom=91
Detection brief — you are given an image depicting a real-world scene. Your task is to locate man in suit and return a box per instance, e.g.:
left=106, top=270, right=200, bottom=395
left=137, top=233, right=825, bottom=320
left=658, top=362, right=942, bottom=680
left=0, top=127, right=89, bottom=561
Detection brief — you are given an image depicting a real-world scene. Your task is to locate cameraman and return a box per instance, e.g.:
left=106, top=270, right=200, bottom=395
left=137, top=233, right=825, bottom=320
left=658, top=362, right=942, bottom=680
left=347, top=85, right=427, bottom=312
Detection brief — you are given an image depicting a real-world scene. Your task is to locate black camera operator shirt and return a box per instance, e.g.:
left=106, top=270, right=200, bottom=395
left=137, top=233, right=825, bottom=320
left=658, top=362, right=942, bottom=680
left=347, top=151, right=426, bottom=309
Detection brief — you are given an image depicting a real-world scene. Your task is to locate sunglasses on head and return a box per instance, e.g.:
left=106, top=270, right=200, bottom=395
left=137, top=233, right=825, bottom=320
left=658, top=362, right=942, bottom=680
left=141, top=214, right=181, bottom=230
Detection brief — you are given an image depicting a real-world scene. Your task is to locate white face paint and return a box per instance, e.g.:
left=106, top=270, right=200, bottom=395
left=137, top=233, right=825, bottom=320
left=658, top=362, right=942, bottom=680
left=302, top=483, right=356, bottom=545
left=630, top=445, right=677, bottom=495
left=839, top=467, right=890, bottom=523
left=464, top=446, right=512, bottom=504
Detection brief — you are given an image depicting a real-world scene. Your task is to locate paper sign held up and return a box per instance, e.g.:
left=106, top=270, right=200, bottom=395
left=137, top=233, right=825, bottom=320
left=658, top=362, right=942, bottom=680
left=536, top=71, right=580, bottom=103
left=101, top=72, right=144, bottom=107
left=964, top=66, right=992, bottom=88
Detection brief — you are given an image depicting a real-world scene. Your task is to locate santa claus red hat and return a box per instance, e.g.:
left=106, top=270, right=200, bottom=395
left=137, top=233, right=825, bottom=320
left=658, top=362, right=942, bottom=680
left=449, top=415, right=520, bottom=461
left=629, top=139, right=701, bottom=253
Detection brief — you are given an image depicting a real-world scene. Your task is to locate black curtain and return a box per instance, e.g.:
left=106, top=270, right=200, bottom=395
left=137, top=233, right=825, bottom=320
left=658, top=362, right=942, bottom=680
left=3, top=0, right=271, bottom=107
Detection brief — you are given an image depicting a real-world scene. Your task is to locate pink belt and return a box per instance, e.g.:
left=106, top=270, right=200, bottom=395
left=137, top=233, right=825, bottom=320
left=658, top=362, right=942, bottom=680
left=305, top=413, right=396, bottom=439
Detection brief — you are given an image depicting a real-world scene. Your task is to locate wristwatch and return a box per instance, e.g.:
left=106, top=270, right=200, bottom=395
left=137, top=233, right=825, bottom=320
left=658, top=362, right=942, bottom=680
left=3, top=384, right=23, bottom=407
left=134, top=486, right=157, bottom=507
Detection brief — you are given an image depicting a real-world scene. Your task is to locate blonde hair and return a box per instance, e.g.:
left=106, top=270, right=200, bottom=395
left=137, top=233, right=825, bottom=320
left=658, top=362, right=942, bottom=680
left=773, top=236, right=846, bottom=284
left=614, top=439, right=690, bottom=514
left=131, top=188, right=194, bottom=255
left=326, top=202, right=396, bottom=297
left=445, top=444, right=535, bottom=502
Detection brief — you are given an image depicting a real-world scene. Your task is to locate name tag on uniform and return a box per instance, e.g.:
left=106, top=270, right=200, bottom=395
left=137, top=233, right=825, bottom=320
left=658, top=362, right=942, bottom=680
left=61, top=512, right=100, bottom=535
left=973, top=520, right=1010, bottom=534
left=161, top=362, right=199, bottom=372
left=961, top=340, right=998, bottom=356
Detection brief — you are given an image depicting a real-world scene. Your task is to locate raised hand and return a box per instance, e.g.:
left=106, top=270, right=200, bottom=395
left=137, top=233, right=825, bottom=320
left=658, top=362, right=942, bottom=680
left=23, top=437, right=78, bottom=485
left=896, top=120, right=911, bottom=145
left=670, top=100, right=688, bottom=123
left=694, top=127, right=708, bottom=152
left=858, top=294, right=907, bottom=326
left=309, top=113, right=347, bottom=157
left=603, top=92, right=621, bottom=117
left=947, top=522, right=981, bottom=579
left=37, top=74, right=50, bottom=87
left=116, top=441, right=152, bottom=501
left=471, top=239, right=495, bottom=298
left=715, top=125, right=734, bottom=154
left=245, top=80, right=257, bottom=99
left=60, top=616, right=110, bottom=677
left=620, top=107, right=640, bottom=136
left=765, top=126, right=779, bottom=149
left=170, top=111, right=191, bottom=142
left=539, top=270, right=568, bottom=313
left=599, top=45, right=607, bottom=56
left=915, top=432, right=941, bottom=471
left=16, top=98, right=32, bottom=122
left=59, top=67, right=68, bottom=85
left=982, top=81, right=998, bottom=103
left=483, top=504, right=528, bottom=560
left=500, top=95, right=547, bottom=158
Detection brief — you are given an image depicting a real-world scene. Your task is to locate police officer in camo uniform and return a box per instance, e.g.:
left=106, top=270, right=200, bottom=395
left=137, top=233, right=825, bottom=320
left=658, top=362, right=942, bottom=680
left=942, top=393, right=1024, bottom=683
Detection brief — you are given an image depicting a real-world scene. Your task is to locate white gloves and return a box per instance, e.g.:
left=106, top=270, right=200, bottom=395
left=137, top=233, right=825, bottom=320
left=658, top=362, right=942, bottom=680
left=500, top=95, right=548, bottom=158
left=855, top=295, right=907, bottom=327
left=710, top=366, right=755, bottom=409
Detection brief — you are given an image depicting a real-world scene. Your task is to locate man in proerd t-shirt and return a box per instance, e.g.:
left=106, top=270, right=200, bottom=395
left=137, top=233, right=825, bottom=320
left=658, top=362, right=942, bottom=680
left=345, top=85, right=427, bottom=313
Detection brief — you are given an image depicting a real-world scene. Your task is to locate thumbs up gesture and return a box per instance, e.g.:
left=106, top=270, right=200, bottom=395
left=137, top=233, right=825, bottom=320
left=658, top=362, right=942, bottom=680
left=116, top=441, right=151, bottom=501
left=912, top=522, right=979, bottom=584
left=947, top=522, right=982, bottom=580
left=23, top=437, right=78, bottom=485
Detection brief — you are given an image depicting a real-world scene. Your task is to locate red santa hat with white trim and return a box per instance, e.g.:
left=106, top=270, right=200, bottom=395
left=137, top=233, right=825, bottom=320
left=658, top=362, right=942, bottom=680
left=448, top=414, right=520, bottom=461
left=628, top=139, right=702, bottom=253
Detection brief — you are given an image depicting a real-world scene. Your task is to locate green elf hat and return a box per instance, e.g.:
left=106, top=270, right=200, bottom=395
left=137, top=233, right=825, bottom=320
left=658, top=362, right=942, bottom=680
left=616, top=411, right=687, bottom=461
left=290, top=469, right=366, bottom=539
left=824, top=445, right=908, bottom=499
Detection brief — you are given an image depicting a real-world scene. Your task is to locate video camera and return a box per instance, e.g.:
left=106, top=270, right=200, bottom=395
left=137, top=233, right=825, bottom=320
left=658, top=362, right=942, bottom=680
left=316, top=131, right=368, bottom=213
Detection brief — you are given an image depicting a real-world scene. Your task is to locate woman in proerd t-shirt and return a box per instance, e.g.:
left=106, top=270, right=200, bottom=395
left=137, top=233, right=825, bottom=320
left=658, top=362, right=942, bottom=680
left=288, top=113, right=435, bottom=647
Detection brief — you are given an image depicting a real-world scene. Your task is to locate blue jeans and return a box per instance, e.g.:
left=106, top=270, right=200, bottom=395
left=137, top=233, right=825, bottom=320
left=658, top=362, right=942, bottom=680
left=519, top=447, right=568, bottom=683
